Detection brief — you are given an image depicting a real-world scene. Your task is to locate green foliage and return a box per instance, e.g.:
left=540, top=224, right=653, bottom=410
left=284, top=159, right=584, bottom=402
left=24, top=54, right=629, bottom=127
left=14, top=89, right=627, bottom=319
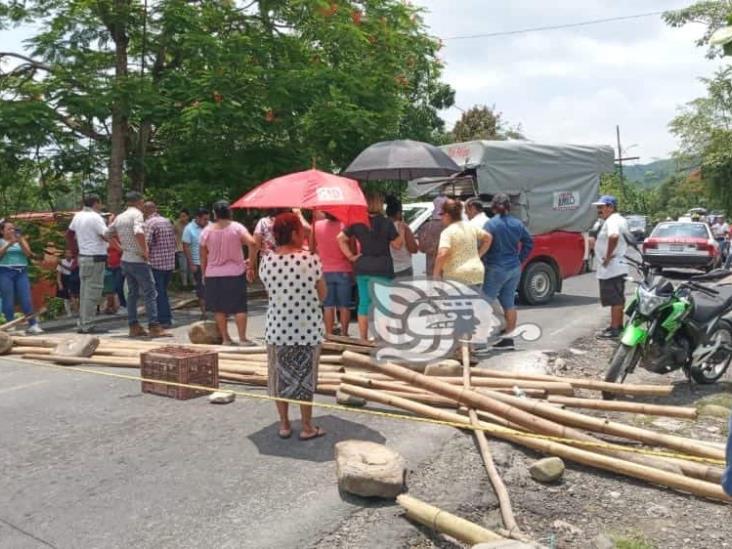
left=0, top=0, right=454, bottom=213
left=663, top=1, right=732, bottom=58
left=668, top=66, right=732, bottom=215
left=449, top=105, right=522, bottom=143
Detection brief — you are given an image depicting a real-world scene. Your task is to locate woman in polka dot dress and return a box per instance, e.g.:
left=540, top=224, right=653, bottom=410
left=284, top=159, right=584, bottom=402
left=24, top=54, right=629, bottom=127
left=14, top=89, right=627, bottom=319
left=259, top=212, right=327, bottom=440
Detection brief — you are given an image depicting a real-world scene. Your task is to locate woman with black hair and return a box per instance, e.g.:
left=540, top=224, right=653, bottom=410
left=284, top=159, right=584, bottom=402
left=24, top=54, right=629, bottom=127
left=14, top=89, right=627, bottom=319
left=199, top=200, right=257, bottom=345
left=0, top=221, right=42, bottom=333
left=337, top=192, right=402, bottom=340
left=386, top=195, right=418, bottom=278
left=260, top=212, right=327, bottom=440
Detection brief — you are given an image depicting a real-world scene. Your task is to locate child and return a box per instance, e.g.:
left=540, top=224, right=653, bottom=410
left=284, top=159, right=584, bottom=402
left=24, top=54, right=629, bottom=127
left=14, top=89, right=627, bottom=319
left=57, top=249, right=80, bottom=317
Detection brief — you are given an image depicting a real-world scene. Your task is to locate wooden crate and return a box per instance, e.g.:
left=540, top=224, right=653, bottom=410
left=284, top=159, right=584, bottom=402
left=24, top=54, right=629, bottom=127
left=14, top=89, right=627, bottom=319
left=140, top=346, right=219, bottom=400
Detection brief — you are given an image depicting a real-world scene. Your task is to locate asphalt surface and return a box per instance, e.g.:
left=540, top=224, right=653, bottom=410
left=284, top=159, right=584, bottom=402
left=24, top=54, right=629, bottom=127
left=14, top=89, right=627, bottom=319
left=0, top=272, right=609, bottom=549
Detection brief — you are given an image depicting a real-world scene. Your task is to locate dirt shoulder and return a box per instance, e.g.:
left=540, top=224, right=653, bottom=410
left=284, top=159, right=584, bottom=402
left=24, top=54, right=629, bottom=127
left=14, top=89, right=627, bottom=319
left=313, top=336, right=732, bottom=549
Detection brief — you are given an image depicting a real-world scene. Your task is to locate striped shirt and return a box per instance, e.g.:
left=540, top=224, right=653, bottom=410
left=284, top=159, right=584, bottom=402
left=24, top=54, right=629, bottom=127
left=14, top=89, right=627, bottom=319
left=146, top=214, right=177, bottom=271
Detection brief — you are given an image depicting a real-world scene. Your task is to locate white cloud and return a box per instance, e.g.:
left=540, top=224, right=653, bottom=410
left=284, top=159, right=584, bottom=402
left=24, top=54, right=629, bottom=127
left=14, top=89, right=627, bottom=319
left=417, top=0, right=722, bottom=160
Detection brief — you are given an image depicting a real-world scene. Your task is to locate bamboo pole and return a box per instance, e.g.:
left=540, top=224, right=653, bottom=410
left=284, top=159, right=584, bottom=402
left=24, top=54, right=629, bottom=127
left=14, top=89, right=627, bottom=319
left=432, top=377, right=574, bottom=395
left=1, top=309, right=45, bottom=331
left=396, top=494, right=504, bottom=544
left=471, top=368, right=674, bottom=397
left=547, top=395, right=698, bottom=419
left=339, top=384, right=732, bottom=502
left=479, top=388, right=724, bottom=462
left=326, top=335, right=375, bottom=348
left=461, top=342, right=521, bottom=537
left=340, top=353, right=695, bottom=473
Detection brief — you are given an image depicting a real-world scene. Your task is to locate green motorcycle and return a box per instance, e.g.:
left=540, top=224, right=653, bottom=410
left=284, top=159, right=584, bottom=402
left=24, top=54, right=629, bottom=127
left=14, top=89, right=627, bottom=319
left=603, top=257, right=732, bottom=399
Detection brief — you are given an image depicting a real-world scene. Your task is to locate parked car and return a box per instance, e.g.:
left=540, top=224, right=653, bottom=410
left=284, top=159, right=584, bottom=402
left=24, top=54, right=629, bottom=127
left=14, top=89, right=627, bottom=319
left=642, top=221, right=721, bottom=271
left=403, top=202, right=586, bottom=305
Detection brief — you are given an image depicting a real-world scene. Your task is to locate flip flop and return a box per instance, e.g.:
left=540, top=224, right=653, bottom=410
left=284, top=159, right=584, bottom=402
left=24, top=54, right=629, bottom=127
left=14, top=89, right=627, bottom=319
left=239, top=339, right=258, bottom=347
left=299, top=426, right=326, bottom=441
left=278, top=428, right=292, bottom=439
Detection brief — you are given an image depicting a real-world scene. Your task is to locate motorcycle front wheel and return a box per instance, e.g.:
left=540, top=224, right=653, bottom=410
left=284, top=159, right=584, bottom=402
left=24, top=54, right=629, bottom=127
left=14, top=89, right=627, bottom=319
left=603, top=343, right=640, bottom=400
left=690, top=320, right=732, bottom=384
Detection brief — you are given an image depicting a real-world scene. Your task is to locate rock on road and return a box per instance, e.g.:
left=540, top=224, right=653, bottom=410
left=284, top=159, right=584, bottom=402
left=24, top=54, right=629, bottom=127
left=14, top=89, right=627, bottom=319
left=0, top=273, right=606, bottom=549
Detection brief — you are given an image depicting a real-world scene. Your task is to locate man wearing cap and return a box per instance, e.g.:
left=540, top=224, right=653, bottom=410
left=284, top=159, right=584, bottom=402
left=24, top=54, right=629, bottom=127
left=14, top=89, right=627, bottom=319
left=480, top=193, right=533, bottom=350
left=69, top=194, right=108, bottom=334
left=466, top=197, right=489, bottom=229
left=593, top=195, right=629, bottom=339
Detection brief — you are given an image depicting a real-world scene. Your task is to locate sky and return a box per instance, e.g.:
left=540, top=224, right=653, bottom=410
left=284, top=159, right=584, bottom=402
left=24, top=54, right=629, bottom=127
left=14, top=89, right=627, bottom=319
left=0, top=1, right=723, bottom=163
left=417, top=0, right=723, bottom=162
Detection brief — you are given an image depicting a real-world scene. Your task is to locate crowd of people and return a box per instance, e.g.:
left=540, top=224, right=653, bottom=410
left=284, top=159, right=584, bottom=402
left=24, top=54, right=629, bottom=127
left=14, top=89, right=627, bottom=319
left=3, top=189, right=533, bottom=439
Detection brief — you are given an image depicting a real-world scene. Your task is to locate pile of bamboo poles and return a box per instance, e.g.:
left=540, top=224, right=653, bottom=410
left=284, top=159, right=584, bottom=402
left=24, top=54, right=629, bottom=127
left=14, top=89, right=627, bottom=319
left=8, top=334, right=729, bottom=504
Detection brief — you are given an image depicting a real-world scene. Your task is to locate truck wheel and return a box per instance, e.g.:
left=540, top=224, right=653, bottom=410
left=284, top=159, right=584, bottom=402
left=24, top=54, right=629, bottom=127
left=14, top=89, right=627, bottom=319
left=519, top=262, right=557, bottom=305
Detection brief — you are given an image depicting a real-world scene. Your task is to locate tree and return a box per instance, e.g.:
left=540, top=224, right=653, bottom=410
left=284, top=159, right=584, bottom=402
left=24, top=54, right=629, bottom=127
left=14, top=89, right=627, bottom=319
left=449, top=105, right=522, bottom=143
left=0, top=0, right=454, bottom=212
left=669, top=67, right=732, bottom=213
left=664, top=1, right=732, bottom=58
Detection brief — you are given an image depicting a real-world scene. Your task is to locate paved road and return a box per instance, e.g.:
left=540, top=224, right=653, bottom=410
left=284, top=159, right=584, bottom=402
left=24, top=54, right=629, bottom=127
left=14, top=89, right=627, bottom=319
left=0, top=272, right=606, bottom=549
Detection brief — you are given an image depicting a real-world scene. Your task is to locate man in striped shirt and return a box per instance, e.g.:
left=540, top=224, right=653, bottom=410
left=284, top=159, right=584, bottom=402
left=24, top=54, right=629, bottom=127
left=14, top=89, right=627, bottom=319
left=144, top=201, right=177, bottom=328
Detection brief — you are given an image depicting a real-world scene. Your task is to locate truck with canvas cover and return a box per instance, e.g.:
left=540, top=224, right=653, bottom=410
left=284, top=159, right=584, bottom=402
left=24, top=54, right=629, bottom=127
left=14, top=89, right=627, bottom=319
left=405, top=141, right=615, bottom=304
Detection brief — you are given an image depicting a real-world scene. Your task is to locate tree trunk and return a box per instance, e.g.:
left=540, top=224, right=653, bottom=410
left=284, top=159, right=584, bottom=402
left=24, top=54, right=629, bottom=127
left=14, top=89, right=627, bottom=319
left=108, top=0, right=130, bottom=212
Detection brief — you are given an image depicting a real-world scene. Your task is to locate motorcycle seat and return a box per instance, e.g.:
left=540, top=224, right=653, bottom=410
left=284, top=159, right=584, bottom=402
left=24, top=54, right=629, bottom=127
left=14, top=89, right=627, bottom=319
left=692, top=286, right=732, bottom=323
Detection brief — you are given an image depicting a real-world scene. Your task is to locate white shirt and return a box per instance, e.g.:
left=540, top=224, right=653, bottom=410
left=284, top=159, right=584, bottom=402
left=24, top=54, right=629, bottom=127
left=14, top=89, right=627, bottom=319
left=69, top=208, right=108, bottom=256
left=469, top=212, right=489, bottom=230
left=712, top=222, right=729, bottom=239
left=595, top=212, right=629, bottom=280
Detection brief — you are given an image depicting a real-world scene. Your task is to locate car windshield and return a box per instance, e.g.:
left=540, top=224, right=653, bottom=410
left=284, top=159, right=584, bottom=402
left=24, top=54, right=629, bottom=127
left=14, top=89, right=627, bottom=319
left=402, top=207, right=429, bottom=224
left=651, top=223, right=708, bottom=239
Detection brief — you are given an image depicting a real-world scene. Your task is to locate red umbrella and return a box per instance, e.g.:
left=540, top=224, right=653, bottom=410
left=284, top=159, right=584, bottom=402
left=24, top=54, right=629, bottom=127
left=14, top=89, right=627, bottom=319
left=231, top=169, right=369, bottom=226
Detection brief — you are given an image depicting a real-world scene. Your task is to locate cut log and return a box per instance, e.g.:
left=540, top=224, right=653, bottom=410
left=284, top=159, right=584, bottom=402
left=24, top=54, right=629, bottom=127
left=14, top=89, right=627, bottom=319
left=434, top=377, right=574, bottom=395
left=396, top=494, right=504, bottom=544
left=547, top=395, right=698, bottom=419
left=472, top=368, right=673, bottom=397
left=462, top=343, right=521, bottom=537
left=480, top=388, right=724, bottom=462
left=340, top=384, right=732, bottom=502
left=340, top=353, right=690, bottom=474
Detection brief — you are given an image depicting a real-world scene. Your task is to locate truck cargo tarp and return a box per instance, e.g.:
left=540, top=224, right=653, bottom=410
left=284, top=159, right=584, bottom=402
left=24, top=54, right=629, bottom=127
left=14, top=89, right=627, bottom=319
left=443, top=141, right=615, bottom=235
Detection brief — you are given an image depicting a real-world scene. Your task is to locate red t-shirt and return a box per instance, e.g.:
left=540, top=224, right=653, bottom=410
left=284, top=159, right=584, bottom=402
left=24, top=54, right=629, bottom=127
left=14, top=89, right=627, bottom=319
left=107, top=246, right=122, bottom=268
left=314, top=219, right=352, bottom=273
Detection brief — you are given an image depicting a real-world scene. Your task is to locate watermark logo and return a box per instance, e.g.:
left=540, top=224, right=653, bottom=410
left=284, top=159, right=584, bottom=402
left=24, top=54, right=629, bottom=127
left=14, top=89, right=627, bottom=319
left=370, top=277, right=541, bottom=364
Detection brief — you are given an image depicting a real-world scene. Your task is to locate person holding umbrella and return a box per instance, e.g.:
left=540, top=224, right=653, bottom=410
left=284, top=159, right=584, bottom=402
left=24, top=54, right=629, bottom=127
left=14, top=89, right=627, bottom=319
left=337, top=192, right=402, bottom=340
left=259, top=212, right=327, bottom=440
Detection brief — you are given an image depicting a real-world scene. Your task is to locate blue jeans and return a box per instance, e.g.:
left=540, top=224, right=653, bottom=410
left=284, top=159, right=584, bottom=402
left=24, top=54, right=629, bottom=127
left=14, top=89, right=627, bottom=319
left=122, top=261, right=158, bottom=326
left=152, top=269, right=173, bottom=325
left=324, top=272, right=353, bottom=308
left=724, top=414, right=732, bottom=496
left=110, top=267, right=127, bottom=308
left=482, top=264, right=521, bottom=311
left=0, top=267, right=36, bottom=325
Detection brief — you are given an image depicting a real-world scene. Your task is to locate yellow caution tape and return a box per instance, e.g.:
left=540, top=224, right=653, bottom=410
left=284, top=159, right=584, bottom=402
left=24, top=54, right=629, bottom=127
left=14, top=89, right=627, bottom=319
left=16, top=358, right=726, bottom=467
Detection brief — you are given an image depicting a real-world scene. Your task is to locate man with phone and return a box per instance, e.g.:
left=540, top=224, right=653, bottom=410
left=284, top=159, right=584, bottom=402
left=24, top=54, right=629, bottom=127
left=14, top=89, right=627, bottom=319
left=69, top=194, right=108, bottom=334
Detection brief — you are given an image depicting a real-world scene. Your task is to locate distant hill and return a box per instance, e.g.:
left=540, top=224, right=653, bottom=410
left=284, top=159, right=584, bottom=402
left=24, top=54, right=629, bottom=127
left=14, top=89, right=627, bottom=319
left=622, top=159, right=677, bottom=188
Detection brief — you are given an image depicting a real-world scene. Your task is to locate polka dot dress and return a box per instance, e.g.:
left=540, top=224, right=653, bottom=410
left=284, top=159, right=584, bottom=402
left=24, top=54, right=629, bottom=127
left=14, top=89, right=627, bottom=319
left=259, top=251, right=324, bottom=346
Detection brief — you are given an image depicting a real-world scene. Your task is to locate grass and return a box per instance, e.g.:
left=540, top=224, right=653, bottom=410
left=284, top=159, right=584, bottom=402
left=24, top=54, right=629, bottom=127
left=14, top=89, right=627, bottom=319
left=612, top=533, right=657, bottom=549
left=696, top=392, right=732, bottom=419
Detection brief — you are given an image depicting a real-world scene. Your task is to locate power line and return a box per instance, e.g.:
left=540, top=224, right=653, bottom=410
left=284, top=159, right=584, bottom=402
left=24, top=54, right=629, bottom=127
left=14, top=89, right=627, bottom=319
left=443, top=10, right=667, bottom=41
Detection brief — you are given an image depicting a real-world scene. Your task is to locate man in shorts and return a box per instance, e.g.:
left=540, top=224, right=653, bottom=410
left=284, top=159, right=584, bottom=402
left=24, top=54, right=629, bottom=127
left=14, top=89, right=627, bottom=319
left=593, top=195, right=629, bottom=339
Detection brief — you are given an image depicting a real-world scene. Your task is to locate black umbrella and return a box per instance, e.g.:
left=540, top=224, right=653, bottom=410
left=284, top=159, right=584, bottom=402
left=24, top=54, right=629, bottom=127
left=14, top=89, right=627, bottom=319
left=343, top=139, right=461, bottom=181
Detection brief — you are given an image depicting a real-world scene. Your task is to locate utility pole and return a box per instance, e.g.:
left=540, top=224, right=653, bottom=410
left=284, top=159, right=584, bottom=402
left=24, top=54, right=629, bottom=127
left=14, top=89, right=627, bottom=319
left=615, top=125, right=639, bottom=202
